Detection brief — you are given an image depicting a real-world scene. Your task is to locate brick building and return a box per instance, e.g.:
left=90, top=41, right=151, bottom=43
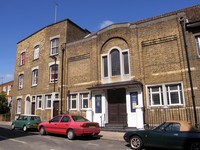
left=0, top=80, right=13, bottom=108
left=11, top=5, right=200, bottom=128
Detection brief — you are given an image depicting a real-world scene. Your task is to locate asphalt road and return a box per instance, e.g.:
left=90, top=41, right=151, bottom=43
left=0, top=125, right=130, bottom=150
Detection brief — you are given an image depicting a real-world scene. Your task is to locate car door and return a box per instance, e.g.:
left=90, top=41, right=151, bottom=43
left=56, top=116, right=71, bottom=135
left=162, top=123, right=185, bottom=149
left=45, top=116, right=62, bottom=134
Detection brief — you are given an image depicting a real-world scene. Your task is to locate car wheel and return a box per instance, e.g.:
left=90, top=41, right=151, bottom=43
left=67, top=129, right=75, bottom=140
left=39, top=127, right=46, bottom=135
left=23, top=125, right=27, bottom=132
left=129, top=136, right=143, bottom=150
left=190, top=141, right=200, bottom=150
left=11, top=124, right=15, bottom=130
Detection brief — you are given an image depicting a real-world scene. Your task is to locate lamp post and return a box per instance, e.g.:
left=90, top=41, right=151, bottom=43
left=60, top=43, right=66, bottom=114
left=180, top=17, right=198, bottom=128
left=50, top=55, right=57, bottom=92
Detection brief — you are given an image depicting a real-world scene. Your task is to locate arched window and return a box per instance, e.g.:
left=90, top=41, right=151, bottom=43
left=110, top=49, right=121, bottom=76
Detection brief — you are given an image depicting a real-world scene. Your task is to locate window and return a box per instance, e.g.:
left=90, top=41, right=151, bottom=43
left=50, top=38, right=59, bottom=55
left=51, top=116, right=62, bottom=122
left=34, top=45, right=39, bottom=60
left=102, top=56, right=108, bottom=77
left=32, top=69, right=38, bottom=86
left=147, top=83, right=183, bottom=107
left=80, top=93, right=89, bottom=109
left=17, top=99, right=21, bottom=114
left=45, top=95, right=51, bottom=108
left=20, top=52, right=25, bottom=65
left=101, top=48, right=130, bottom=78
left=50, top=64, right=58, bottom=83
left=148, top=86, right=163, bottom=106
left=61, top=116, right=70, bottom=122
left=195, top=35, right=200, bottom=57
left=37, top=96, right=42, bottom=109
left=122, top=52, right=129, bottom=74
left=70, top=94, right=77, bottom=109
left=7, top=85, right=11, bottom=95
left=166, top=84, right=183, bottom=105
left=110, top=49, right=121, bottom=76
left=3, top=86, right=6, bottom=92
left=18, top=74, right=24, bottom=89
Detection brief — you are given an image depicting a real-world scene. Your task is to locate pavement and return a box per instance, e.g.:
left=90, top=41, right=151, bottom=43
left=0, top=121, right=125, bottom=141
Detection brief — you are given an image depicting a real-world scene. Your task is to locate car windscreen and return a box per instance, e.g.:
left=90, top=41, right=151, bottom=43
left=71, top=116, right=89, bottom=122
left=31, top=116, right=41, bottom=121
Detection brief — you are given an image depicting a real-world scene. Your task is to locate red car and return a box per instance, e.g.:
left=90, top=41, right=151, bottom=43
left=37, top=114, right=100, bottom=140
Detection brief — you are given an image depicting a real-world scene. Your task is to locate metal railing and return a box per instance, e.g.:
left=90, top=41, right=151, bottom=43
left=144, top=106, right=200, bottom=129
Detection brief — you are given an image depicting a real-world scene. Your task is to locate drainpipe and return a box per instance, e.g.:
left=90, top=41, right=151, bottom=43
left=60, top=43, right=66, bottom=114
left=180, top=17, right=198, bottom=128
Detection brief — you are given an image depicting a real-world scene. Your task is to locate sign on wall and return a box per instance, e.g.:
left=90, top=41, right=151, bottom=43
left=130, top=92, right=138, bottom=112
left=95, top=95, right=102, bottom=113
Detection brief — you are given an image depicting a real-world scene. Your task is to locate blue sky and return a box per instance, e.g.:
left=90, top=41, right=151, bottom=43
left=0, top=0, right=199, bottom=83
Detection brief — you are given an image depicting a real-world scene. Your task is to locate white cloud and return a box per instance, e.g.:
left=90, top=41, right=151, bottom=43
left=99, top=20, right=114, bottom=29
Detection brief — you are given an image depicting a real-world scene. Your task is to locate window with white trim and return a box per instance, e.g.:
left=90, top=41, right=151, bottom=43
left=37, top=95, right=42, bottom=109
left=18, top=74, right=24, bottom=89
left=20, top=52, right=25, bottom=65
left=101, top=48, right=130, bottom=78
left=34, top=45, right=39, bottom=60
left=147, top=83, right=183, bottom=107
left=45, top=95, right=51, bottom=108
left=195, top=35, right=200, bottom=57
left=50, top=64, right=58, bottom=83
left=3, top=86, right=6, bottom=92
left=50, top=38, right=59, bottom=55
left=70, top=94, right=77, bottom=109
left=80, top=93, right=89, bottom=109
left=17, top=99, right=21, bottom=114
left=32, top=69, right=38, bottom=86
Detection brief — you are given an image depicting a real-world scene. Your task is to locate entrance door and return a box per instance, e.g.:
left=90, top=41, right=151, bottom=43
left=53, top=101, right=59, bottom=117
left=108, top=88, right=127, bottom=124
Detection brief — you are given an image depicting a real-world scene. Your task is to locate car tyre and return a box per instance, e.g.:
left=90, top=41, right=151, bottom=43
left=23, top=125, right=27, bottom=132
left=11, top=124, right=15, bottom=130
left=190, top=141, right=200, bottom=150
left=129, top=136, right=143, bottom=150
left=39, top=127, right=46, bottom=135
left=67, top=129, right=75, bottom=140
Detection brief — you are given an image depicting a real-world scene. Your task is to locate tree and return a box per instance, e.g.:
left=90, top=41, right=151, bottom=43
left=0, top=92, right=9, bottom=114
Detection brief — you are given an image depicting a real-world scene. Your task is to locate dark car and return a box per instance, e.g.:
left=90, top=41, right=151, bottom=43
left=11, top=114, right=41, bottom=132
left=37, top=114, right=100, bottom=140
left=123, top=120, right=200, bottom=150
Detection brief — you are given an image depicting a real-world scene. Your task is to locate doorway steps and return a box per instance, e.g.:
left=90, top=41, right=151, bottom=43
left=101, top=123, right=137, bottom=132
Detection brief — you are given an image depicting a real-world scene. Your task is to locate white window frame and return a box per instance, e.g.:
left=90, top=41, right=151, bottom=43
left=37, top=95, right=42, bottom=109
left=147, top=82, right=184, bottom=107
left=3, top=86, right=6, bottom=92
left=80, top=93, right=90, bottom=109
left=50, top=38, right=59, bottom=56
left=20, top=52, right=26, bottom=65
left=166, top=84, right=183, bottom=106
left=148, top=86, right=163, bottom=106
left=32, top=69, right=38, bottom=86
left=17, top=99, right=21, bottom=114
left=18, top=74, right=24, bottom=89
left=45, top=95, right=52, bottom=109
left=49, top=64, right=58, bottom=83
left=195, top=35, right=200, bottom=57
left=34, top=45, right=39, bottom=60
left=70, top=94, right=78, bottom=110
left=101, top=47, right=130, bottom=78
